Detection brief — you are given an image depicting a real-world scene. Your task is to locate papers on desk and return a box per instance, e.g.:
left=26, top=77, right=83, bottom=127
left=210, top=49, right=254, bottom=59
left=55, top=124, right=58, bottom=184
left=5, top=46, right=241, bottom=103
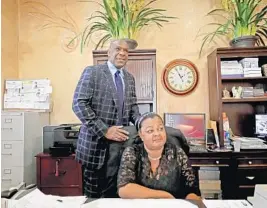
left=8, top=189, right=87, bottom=208
left=82, top=198, right=197, bottom=208
left=203, top=199, right=252, bottom=208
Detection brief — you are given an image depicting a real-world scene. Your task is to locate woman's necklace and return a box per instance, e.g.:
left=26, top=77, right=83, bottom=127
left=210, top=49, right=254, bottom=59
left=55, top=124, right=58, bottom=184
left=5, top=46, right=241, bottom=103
left=148, top=154, right=161, bottom=161
left=144, top=144, right=163, bottom=161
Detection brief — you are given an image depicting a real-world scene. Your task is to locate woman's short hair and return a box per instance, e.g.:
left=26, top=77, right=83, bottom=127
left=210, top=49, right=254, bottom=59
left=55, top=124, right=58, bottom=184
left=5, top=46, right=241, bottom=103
left=135, top=112, right=163, bottom=131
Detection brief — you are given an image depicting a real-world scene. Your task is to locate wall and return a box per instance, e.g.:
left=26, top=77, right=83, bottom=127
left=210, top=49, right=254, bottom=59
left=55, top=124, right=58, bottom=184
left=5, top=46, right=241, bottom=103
left=1, top=0, right=19, bottom=106
left=16, top=0, right=266, bottom=124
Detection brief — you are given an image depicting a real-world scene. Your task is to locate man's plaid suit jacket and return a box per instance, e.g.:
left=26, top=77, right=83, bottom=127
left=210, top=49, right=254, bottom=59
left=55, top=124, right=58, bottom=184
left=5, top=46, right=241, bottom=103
left=72, top=63, right=140, bottom=170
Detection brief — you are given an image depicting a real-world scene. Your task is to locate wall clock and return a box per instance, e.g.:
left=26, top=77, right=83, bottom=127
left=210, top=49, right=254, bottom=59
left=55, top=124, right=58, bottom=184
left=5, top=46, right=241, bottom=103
left=162, top=59, right=199, bottom=95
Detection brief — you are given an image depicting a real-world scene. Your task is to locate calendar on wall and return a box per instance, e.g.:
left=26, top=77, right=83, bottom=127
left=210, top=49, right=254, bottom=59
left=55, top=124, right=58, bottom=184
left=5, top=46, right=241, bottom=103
left=3, top=79, right=53, bottom=111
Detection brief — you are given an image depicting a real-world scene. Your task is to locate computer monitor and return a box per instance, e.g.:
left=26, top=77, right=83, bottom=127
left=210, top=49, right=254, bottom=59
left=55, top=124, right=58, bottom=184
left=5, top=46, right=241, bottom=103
left=164, top=113, right=206, bottom=144
left=255, top=114, right=267, bottom=138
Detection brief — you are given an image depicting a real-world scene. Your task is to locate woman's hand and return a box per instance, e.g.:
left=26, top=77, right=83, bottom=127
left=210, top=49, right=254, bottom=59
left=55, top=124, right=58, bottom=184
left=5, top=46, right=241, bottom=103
left=159, top=191, right=175, bottom=199
left=185, top=193, right=201, bottom=200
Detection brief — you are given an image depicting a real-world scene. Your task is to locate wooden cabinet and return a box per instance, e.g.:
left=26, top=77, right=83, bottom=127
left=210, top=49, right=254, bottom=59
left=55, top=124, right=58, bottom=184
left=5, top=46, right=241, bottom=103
left=92, top=49, right=157, bottom=113
left=189, top=151, right=267, bottom=199
left=36, top=153, right=82, bottom=196
left=207, top=47, right=267, bottom=146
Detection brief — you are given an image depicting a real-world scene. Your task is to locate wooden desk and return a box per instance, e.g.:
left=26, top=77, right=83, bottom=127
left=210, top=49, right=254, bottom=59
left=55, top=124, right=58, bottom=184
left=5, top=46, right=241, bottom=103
left=189, top=150, right=267, bottom=199
left=36, top=150, right=267, bottom=199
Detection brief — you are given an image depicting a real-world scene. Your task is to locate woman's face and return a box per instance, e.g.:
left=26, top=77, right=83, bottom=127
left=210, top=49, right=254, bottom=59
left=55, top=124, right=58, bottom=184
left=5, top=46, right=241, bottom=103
left=139, top=116, right=167, bottom=150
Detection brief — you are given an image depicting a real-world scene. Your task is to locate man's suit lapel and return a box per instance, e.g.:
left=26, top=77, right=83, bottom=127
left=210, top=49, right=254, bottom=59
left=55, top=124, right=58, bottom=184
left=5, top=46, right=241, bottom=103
left=102, top=64, right=119, bottom=108
left=122, top=69, right=131, bottom=115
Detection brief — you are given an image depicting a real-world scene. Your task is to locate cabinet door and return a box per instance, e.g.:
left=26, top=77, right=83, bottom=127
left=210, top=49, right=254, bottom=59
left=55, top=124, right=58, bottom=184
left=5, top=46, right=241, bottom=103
left=126, top=57, right=154, bottom=101
left=40, top=157, right=81, bottom=186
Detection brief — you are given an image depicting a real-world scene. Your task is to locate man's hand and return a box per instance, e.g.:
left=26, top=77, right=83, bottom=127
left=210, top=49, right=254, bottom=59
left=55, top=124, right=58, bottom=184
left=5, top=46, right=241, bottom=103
left=105, top=126, right=129, bottom=142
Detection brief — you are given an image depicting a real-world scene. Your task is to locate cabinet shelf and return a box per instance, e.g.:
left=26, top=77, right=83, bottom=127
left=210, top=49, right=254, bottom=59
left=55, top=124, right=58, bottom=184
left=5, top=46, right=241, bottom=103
left=208, top=47, right=267, bottom=147
left=222, top=97, right=267, bottom=103
left=222, top=76, right=267, bottom=81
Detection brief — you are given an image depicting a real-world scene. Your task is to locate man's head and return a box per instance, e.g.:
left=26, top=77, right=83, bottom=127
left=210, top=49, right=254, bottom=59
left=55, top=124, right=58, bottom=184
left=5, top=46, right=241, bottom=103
left=108, top=39, right=129, bottom=69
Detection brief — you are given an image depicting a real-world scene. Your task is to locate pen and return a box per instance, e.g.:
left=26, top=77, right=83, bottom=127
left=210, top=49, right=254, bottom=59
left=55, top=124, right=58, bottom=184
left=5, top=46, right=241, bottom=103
left=241, top=201, right=247, bottom=206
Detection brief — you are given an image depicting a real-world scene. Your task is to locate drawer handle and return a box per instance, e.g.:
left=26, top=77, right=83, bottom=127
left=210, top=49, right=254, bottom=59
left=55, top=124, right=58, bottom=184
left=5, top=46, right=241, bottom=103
left=2, top=128, right=13, bottom=131
left=246, top=176, right=255, bottom=180
left=248, top=161, right=252, bottom=165
left=215, top=160, right=220, bottom=164
left=2, top=179, right=12, bottom=181
left=49, top=170, right=66, bottom=177
left=2, top=153, right=12, bottom=156
left=53, top=159, right=66, bottom=177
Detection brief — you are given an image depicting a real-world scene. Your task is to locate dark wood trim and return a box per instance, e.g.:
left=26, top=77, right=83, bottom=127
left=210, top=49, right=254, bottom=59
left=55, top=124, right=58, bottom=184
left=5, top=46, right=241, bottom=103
left=222, top=97, right=267, bottom=103
left=222, top=76, right=267, bottom=81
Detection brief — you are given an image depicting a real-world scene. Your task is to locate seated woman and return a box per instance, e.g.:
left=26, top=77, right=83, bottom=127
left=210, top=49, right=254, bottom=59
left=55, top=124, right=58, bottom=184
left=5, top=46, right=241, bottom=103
left=117, top=112, right=201, bottom=199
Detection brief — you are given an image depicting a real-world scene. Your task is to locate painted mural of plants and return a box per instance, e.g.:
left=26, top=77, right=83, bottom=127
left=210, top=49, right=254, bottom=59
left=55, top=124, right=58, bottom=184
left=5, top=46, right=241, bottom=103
left=22, top=1, right=79, bottom=52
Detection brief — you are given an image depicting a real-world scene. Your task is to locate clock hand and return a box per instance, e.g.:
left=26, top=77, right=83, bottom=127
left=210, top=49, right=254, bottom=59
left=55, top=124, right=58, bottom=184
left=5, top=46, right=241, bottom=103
left=175, top=68, right=184, bottom=82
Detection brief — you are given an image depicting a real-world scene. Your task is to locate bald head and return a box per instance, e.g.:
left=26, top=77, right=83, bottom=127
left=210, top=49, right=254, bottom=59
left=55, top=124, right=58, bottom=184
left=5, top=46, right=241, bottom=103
left=108, top=39, right=129, bottom=69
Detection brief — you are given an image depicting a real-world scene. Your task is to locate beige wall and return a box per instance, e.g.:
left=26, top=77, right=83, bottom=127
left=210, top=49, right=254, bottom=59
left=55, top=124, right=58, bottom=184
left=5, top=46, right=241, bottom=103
left=2, top=0, right=265, bottom=124
left=1, top=0, right=19, bottom=105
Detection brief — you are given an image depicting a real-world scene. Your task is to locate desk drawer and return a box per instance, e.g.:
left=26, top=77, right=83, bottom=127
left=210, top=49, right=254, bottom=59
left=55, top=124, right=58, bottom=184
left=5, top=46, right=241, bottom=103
left=237, top=169, right=267, bottom=186
left=237, top=158, right=267, bottom=168
left=190, top=158, right=230, bottom=167
left=1, top=114, right=23, bottom=141
left=40, top=157, right=80, bottom=186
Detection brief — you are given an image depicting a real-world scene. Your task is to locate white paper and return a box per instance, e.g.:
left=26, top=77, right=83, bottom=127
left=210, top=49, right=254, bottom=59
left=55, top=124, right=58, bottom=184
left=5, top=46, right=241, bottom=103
left=4, top=79, right=52, bottom=110
left=10, top=189, right=87, bottom=208
left=82, top=198, right=197, bottom=208
left=5, top=81, right=22, bottom=89
left=203, top=199, right=252, bottom=208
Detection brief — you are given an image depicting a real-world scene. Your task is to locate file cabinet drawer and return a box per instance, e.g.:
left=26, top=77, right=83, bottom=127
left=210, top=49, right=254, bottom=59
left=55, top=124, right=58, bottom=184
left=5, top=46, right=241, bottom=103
left=1, top=114, right=23, bottom=141
left=1, top=167, right=23, bottom=190
left=1, top=141, right=24, bottom=167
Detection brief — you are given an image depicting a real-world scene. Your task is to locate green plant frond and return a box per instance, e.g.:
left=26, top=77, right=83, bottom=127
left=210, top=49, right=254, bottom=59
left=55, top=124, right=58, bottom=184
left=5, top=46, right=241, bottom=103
left=199, top=30, right=226, bottom=57
left=254, top=6, right=267, bottom=24
left=76, top=0, right=176, bottom=52
left=95, top=33, right=111, bottom=49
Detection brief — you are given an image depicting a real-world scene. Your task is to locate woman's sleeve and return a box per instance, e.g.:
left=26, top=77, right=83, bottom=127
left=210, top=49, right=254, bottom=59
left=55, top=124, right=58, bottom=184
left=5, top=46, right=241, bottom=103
left=117, top=146, right=138, bottom=188
left=177, top=148, right=201, bottom=197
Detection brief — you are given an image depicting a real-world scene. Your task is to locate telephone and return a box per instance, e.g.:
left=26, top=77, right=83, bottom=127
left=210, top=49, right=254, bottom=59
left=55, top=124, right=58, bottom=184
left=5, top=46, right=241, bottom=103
left=1, top=182, right=36, bottom=199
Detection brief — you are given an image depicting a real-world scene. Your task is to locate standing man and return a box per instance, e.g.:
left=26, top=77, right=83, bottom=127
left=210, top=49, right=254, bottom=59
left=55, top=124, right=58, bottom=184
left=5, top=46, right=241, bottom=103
left=72, top=39, right=140, bottom=198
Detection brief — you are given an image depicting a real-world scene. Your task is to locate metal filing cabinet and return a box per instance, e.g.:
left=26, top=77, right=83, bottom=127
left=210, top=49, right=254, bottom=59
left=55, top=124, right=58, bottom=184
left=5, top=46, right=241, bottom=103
left=1, top=111, right=49, bottom=190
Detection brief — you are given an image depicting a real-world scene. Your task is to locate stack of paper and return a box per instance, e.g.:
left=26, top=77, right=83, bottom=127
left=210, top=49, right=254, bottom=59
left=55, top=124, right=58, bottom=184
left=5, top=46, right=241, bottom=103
left=203, top=199, right=252, bottom=208
left=82, top=198, right=198, bottom=208
left=9, top=189, right=87, bottom=208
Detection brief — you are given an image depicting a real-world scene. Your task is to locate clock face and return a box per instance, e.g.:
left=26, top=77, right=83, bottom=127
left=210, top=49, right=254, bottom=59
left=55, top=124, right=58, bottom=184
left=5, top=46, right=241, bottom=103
left=162, top=59, right=198, bottom=95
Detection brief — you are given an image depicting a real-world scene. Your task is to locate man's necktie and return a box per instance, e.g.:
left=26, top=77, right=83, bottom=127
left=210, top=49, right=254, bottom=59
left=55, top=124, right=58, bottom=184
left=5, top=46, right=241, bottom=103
left=114, top=70, right=124, bottom=125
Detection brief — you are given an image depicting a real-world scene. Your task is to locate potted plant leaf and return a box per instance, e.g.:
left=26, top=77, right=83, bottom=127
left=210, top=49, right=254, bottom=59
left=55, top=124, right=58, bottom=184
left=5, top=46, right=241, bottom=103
left=198, top=0, right=267, bottom=56
left=72, top=0, right=176, bottom=52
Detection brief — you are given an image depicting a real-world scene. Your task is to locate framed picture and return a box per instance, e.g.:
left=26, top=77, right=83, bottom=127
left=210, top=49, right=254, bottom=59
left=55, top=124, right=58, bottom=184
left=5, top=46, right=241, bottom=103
left=164, top=113, right=206, bottom=144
